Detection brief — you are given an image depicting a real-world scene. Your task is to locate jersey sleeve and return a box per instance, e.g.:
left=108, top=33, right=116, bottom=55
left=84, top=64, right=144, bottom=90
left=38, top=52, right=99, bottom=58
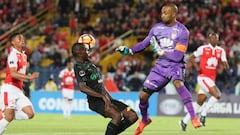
left=193, top=45, right=204, bottom=57
left=58, top=70, right=64, bottom=78
left=221, top=48, right=227, bottom=62
left=131, top=26, right=155, bottom=53
left=176, top=27, right=189, bottom=52
left=74, top=64, right=87, bottom=83
left=8, top=52, right=18, bottom=68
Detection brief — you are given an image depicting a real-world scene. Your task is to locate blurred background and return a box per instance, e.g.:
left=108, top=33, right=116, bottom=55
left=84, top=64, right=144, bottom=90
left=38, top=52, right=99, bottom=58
left=0, top=0, right=240, bottom=117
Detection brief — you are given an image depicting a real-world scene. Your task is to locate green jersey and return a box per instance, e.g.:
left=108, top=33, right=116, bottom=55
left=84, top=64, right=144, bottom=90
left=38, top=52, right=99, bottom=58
left=74, top=60, right=107, bottom=95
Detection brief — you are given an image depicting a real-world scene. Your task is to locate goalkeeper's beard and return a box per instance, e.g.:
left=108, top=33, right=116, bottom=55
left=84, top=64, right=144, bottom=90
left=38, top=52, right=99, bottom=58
left=162, top=18, right=174, bottom=25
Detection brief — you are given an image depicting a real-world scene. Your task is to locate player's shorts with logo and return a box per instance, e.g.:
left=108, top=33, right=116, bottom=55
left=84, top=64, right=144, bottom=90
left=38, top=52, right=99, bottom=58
left=0, top=84, right=33, bottom=110
left=197, top=76, right=215, bottom=95
left=144, top=62, right=185, bottom=93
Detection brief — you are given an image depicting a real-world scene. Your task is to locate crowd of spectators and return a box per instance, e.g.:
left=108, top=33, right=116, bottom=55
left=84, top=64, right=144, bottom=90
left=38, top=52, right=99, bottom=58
left=0, top=0, right=239, bottom=95
left=0, top=0, right=52, bottom=35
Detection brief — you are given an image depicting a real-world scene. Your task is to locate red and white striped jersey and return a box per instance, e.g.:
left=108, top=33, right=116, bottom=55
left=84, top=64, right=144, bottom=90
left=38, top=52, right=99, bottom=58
left=193, top=44, right=227, bottom=81
left=5, top=47, right=27, bottom=89
left=59, top=68, right=75, bottom=90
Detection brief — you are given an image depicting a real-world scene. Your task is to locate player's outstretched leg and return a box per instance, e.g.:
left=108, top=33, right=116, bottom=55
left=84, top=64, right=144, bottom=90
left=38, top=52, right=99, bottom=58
left=116, top=107, right=138, bottom=134
left=105, top=121, right=118, bottom=135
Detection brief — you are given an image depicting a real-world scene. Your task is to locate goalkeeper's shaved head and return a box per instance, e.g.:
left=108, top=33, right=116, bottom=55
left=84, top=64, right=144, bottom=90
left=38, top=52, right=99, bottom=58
left=163, top=3, right=178, bottom=14
left=161, top=3, right=178, bottom=26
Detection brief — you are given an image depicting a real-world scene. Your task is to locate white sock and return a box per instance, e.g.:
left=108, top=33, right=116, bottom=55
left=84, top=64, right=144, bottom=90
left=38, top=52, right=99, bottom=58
left=67, top=101, right=72, bottom=117
left=201, top=96, right=218, bottom=116
left=0, top=118, right=9, bottom=134
left=66, top=102, right=69, bottom=117
left=183, top=103, right=201, bottom=124
left=15, top=110, right=29, bottom=120
left=62, top=99, right=68, bottom=117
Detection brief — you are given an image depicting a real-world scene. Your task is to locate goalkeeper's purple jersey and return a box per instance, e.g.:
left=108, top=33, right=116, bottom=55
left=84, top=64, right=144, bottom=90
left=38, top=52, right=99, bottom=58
left=131, top=22, right=189, bottom=83
left=131, top=21, right=189, bottom=68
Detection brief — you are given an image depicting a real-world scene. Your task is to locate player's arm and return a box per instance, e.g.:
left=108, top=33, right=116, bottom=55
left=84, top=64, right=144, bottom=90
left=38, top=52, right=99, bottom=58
left=151, top=41, right=186, bottom=62
left=78, top=82, right=104, bottom=98
left=130, top=34, right=152, bottom=53
left=58, top=71, right=63, bottom=88
left=78, top=82, right=111, bottom=107
left=189, top=54, right=200, bottom=71
left=150, top=27, right=189, bottom=62
left=189, top=45, right=204, bottom=71
left=222, top=61, right=229, bottom=70
left=8, top=53, right=39, bottom=80
left=58, top=77, right=63, bottom=89
left=74, top=66, right=105, bottom=98
left=116, top=35, right=151, bottom=55
left=116, top=27, right=154, bottom=55
left=74, top=64, right=111, bottom=105
left=221, top=48, right=229, bottom=70
left=10, top=67, right=39, bottom=80
left=163, top=43, right=186, bottom=62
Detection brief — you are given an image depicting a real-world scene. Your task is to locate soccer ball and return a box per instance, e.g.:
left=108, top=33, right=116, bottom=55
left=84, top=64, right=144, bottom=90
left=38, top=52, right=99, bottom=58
left=78, top=34, right=96, bottom=49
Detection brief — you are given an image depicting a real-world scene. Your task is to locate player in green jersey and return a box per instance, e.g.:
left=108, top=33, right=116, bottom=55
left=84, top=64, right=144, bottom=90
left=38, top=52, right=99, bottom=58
left=72, top=42, right=138, bottom=135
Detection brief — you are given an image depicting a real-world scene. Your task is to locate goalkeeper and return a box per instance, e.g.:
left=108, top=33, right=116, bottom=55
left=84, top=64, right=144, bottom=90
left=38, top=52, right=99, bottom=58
left=116, top=3, right=201, bottom=135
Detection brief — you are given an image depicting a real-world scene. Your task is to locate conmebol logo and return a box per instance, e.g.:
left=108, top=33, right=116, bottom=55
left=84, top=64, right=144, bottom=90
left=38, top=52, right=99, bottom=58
left=159, top=99, right=182, bottom=115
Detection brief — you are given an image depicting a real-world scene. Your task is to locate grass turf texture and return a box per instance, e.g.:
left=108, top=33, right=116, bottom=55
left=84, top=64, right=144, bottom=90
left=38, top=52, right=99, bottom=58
left=5, top=114, right=240, bottom=135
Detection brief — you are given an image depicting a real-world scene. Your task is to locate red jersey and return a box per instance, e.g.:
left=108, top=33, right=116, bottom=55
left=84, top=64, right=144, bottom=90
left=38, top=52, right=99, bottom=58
left=193, top=44, right=227, bottom=81
left=59, top=68, right=75, bottom=90
left=5, top=47, right=27, bottom=89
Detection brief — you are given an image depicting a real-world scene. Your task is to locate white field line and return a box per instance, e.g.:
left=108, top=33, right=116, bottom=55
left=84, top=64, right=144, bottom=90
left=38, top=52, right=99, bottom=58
left=5, top=130, right=240, bottom=135
left=5, top=132, right=104, bottom=135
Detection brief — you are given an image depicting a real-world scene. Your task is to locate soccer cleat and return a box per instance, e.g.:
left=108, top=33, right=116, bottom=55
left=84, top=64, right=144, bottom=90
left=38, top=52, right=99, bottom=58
left=191, top=116, right=202, bottom=128
left=200, top=115, right=206, bottom=126
left=134, top=118, right=152, bottom=135
left=179, top=120, right=187, bottom=131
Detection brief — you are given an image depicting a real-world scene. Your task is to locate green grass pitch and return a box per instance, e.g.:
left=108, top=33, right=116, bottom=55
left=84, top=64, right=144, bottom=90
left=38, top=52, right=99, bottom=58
left=4, top=114, right=240, bottom=135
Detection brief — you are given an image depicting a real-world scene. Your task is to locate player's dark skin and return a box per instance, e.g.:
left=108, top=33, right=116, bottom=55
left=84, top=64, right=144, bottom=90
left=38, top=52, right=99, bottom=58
left=189, top=33, right=229, bottom=106
left=73, top=44, right=138, bottom=127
